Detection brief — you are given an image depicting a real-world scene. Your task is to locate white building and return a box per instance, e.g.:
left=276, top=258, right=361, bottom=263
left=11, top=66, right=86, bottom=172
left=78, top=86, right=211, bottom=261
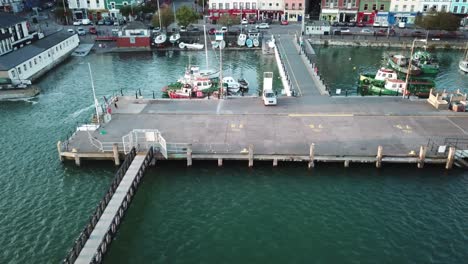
left=68, top=0, right=106, bottom=20
left=390, top=0, right=421, bottom=13
left=0, top=13, right=38, bottom=55
left=418, top=0, right=452, bottom=12
left=0, top=0, right=24, bottom=13
left=0, top=32, right=79, bottom=85
left=258, top=0, right=284, bottom=21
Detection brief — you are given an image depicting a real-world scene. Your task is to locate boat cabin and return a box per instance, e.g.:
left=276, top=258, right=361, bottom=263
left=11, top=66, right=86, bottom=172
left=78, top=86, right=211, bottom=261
left=385, top=79, right=406, bottom=93
left=375, top=68, right=398, bottom=81
left=392, top=55, right=408, bottom=66
left=193, top=77, right=212, bottom=90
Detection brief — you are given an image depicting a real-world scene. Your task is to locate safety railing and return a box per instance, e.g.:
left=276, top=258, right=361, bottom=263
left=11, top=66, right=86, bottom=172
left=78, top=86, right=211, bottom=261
left=62, top=147, right=137, bottom=264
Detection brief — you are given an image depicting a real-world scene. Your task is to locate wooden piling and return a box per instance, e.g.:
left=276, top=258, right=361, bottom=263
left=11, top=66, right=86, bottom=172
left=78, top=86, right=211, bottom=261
left=376, top=145, right=383, bottom=168
left=248, top=144, right=254, bottom=167
left=417, top=145, right=426, bottom=169
left=74, top=153, right=81, bottom=166
left=344, top=160, right=350, bottom=168
left=308, top=143, right=315, bottom=169
left=218, top=158, right=223, bottom=167
left=273, top=158, right=278, bottom=167
left=187, top=144, right=192, bottom=167
left=113, top=143, right=120, bottom=166
left=57, top=141, right=63, bottom=162
left=446, top=146, right=456, bottom=170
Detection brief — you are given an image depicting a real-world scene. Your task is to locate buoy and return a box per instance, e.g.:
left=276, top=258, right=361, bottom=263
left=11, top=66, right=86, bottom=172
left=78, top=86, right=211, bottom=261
left=353, top=66, right=356, bottom=70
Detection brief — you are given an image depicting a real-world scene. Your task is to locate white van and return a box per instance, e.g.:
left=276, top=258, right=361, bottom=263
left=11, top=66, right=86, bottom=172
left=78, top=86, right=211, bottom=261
left=398, top=22, right=406, bottom=28
left=262, top=72, right=277, bottom=105
left=81, top=19, right=92, bottom=25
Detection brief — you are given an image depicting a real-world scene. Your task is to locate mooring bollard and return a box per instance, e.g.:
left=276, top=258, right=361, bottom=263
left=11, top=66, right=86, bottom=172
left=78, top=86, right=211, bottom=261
left=248, top=144, right=254, bottom=167
left=218, top=158, right=223, bottom=167
left=376, top=145, right=383, bottom=168
left=152, top=91, right=155, bottom=99
left=187, top=144, right=192, bottom=167
left=120, top=88, right=123, bottom=96
left=445, top=146, right=456, bottom=169
left=273, top=158, right=278, bottom=167
left=57, top=141, right=63, bottom=162
left=344, top=160, right=350, bottom=168
left=113, top=143, right=120, bottom=166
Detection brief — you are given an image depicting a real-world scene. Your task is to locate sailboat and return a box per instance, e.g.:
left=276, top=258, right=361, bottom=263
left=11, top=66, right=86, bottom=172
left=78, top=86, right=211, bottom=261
left=237, top=33, right=247, bottom=46
left=198, top=24, right=220, bottom=79
left=154, top=0, right=166, bottom=45
left=169, top=3, right=180, bottom=44
left=459, top=43, right=468, bottom=73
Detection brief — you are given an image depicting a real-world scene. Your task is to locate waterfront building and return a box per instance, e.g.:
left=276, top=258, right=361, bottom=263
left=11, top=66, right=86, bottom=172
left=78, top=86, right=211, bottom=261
left=450, top=0, right=467, bottom=14
left=388, top=0, right=420, bottom=25
left=0, top=0, right=24, bottom=13
left=116, top=21, right=151, bottom=48
left=305, top=20, right=331, bottom=34
left=68, top=0, right=107, bottom=20
left=357, top=0, right=390, bottom=25
left=208, top=0, right=259, bottom=21
left=0, top=32, right=79, bottom=85
left=0, top=13, right=38, bottom=54
left=283, top=0, right=305, bottom=21
left=258, top=0, right=284, bottom=21
left=320, top=0, right=359, bottom=23
left=418, top=0, right=451, bottom=12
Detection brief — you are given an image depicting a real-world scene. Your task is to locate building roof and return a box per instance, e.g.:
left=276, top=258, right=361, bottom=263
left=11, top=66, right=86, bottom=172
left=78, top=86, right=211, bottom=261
left=0, top=31, right=11, bottom=41
left=307, top=21, right=331, bottom=27
left=0, top=13, right=27, bottom=28
left=124, top=21, right=147, bottom=30
left=0, top=32, right=76, bottom=71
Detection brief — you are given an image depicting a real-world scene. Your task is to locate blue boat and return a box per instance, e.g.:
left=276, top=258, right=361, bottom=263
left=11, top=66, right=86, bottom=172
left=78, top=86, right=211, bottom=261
left=246, top=38, right=253, bottom=48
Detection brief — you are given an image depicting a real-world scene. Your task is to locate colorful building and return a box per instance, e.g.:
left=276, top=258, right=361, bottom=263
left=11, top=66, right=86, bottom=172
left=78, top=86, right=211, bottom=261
left=283, top=0, right=305, bottom=21
left=450, top=0, right=467, bottom=14
left=357, top=0, right=390, bottom=25
left=418, top=0, right=452, bottom=12
left=389, top=0, right=420, bottom=25
left=68, top=0, right=107, bottom=20
left=0, top=13, right=36, bottom=53
left=208, top=0, right=259, bottom=21
left=320, top=0, right=360, bottom=22
left=258, top=0, right=284, bottom=21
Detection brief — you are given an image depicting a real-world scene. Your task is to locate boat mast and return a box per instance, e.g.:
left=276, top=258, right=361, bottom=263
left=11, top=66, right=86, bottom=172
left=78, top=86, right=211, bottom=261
left=204, top=24, right=209, bottom=69
left=219, top=43, right=223, bottom=98
left=173, top=2, right=176, bottom=24
left=87, top=63, right=100, bottom=124
left=157, top=0, right=162, bottom=30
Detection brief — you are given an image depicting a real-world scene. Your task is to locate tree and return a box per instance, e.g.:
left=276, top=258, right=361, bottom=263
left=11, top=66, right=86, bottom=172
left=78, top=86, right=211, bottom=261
left=120, top=5, right=132, bottom=18
left=176, top=6, right=198, bottom=27
left=53, top=7, right=71, bottom=24
left=415, top=11, right=461, bottom=31
left=151, top=4, right=174, bottom=30
left=218, top=14, right=240, bottom=29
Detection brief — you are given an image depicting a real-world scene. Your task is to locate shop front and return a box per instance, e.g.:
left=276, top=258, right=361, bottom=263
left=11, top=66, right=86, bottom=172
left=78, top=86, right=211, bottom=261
left=321, top=8, right=339, bottom=22
left=357, top=11, right=376, bottom=25
left=388, top=12, right=418, bottom=25
left=338, top=10, right=358, bottom=22
left=209, top=9, right=259, bottom=21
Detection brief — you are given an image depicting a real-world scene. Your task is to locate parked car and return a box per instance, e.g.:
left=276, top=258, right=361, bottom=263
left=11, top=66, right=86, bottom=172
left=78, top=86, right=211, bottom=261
left=187, top=26, right=199, bottom=32
left=248, top=18, right=256, bottom=24
left=381, top=21, right=389, bottom=28
left=77, top=27, right=86, bottom=35
left=372, top=21, right=380, bottom=27
left=247, top=28, right=259, bottom=34
left=208, top=28, right=216, bottom=35
left=220, top=26, right=228, bottom=32
left=256, top=23, right=269, bottom=29
left=398, top=22, right=406, bottom=28
left=97, top=20, right=104, bottom=25
left=281, top=20, right=289, bottom=25
left=340, top=27, right=351, bottom=33
left=357, top=22, right=365, bottom=27
left=88, top=26, right=97, bottom=34
left=347, top=22, right=356, bottom=27
left=241, top=18, right=248, bottom=25
left=411, top=30, right=425, bottom=37
left=81, top=19, right=92, bottom=25
left=67, top=28, right=75, bottom=34
left=360, top=28, right=374, bottom=34
left=337, top=22, right=346, bottom=27
left=180, top=26, right=186, bottom=32
left=332, top=21, right=339, bottom=27
left=104, top=19, right=113, bottom=25
left=73, top=20, right=81, bottom=26
left=375, top=29, right=396, bottom=36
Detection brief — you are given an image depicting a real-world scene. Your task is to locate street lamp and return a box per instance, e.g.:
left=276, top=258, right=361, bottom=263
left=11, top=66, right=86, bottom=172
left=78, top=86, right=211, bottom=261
left=403, top=38, right=427, bottom=98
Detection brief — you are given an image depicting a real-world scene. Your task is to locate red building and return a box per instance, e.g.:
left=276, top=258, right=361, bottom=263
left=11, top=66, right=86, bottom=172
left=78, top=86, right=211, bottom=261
left=209, top=8, right=258, bottom=21
left=116, top=22, right=151, bottom=48
left=320, top=0, right=360, bottom=22
left=208, top=0, right=259, bottom=21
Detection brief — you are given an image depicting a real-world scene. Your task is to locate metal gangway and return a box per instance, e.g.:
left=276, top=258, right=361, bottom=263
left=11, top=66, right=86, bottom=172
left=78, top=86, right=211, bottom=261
left=63, top=146, right=154, bottom=264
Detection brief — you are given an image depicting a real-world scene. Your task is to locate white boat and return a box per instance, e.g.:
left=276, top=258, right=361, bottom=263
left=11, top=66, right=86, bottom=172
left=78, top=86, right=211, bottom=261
left=237, top=33, right=247, bottom=46
left=222, top=76, right=241, bottom=93
left=169, top=33, right=180, bottom=44
left=71, top=44, right=93, bottom=57
left=253, top=38, right=259, bottom=47
left=154, top=33, right=167, bottom=45
left=179, top=42, right=204, bottom=50
left=212, top=41, right=219, bottom=49
left=262, top=35, right=275, bottom=55
left=459, top=43, right=468, bottom=73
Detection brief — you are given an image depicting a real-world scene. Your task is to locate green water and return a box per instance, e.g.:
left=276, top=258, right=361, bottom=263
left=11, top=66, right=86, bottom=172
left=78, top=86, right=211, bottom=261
left=0, top=50, right=467, bottom=263
left=313, top=46, right=468, bottom=96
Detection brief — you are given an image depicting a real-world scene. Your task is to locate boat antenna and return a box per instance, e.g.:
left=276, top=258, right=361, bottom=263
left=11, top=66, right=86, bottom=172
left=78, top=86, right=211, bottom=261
left=204, top=24, right=209, bottom=69
left=88, top=63, right=100, bottom=124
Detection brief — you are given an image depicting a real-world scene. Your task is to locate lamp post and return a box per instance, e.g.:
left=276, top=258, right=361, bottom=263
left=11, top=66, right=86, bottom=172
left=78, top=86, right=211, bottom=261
left=62, top=0, right=69, bottom=25
left=403, top=38, right=427, bottom=98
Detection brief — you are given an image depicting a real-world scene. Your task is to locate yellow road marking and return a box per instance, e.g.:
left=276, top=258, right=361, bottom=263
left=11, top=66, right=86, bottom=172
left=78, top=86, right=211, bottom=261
left=289, top=113, right=354, bottom=117
left=394, top=124, right=413, bottom=134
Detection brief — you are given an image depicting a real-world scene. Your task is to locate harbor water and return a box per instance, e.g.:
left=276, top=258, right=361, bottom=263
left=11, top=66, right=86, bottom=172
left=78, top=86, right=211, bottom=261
left=0, top=49, right=467, bottom=263
left=313, top=46, right=468, bottom=96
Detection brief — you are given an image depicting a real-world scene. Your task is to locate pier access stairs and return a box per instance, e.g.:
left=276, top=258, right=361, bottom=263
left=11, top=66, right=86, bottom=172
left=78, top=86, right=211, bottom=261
left=427, top=137, right=468, bottom=168
left=121, top=129, right=188, bottom=159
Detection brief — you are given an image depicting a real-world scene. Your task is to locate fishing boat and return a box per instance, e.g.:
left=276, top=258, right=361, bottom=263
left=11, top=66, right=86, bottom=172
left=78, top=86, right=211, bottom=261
left=459, top=43, right=468, bottom=73
left=168, top=85, right=205, bottom=99
left=246, top=38, right=253, bottom=48
left=179, top=42, right=204, bottom=50
left=412, top=51, right=439, bottom=74
left=359, top=68, right=398, bottom=88
left=262, top=35, right=275, bottom=55
left=362, top=78, right=435, bottom=97
left=199, top=25, right=220, bottom=79
left=253, top=38, right=260, bottom=47
left=169, top=33, right=180, bottom=44
left=238, top=78, right=249, bottom=90
left=154, top=33, right=167, bottom=45
left=237, top=33, right=247, bottom=46
left=388, top=54, right=422, bottom=76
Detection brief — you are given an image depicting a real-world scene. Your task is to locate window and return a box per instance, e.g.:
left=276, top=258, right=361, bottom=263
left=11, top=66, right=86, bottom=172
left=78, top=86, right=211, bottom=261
left=123, top=2, right=128, bottom=5
left=372, top=4, right=376, bottom=10
left=10, top=70, right=15, bottom=77
left=87, top=0, right=90, bottom=7
left=29, top=61, right=32, bottom=68
left=285, top=3, right=288, bottom=9
left=219, top=3, right=223, bottom=9
left=252, top=3, right=255, bottom=9
left=212, top=3, right=216, bottom=9
left=17, top=67, right=21, bottom=74
left=110, top=2, right=115, bottom=9
left=299, top=3, right=302, bottom=9
left=292, top=3, right=295, bottom=9
left=276, top=3, right=279, bottom=6
left=380, top=4, right=384, bottom=10
left=410, top=5, right=414, bottom=12
left=364, top=4, right=368, bottom=10
left=130, top=37, right=135, bottom=44
left=233, top=2, right=237, bottom=9
left=34, top=58, right=37, bottom=65
left=23, top=64, right=27, bottom=71
left=245, top=2, right=250, bottom=9
left=269, top=3, right=272, bottom=7
left=39, top=55, right=41, bottom=62
left=423, top=4, right=428, bottom=11
left=239, top=2, right=243, bottom=9
left=262, top=3, right=265, bottom=6
left=441, top=5, right=446, bottom=11
left=96, top=0, right=100, bottom=4
left=454, top=6, right=458, bottom=12
left=48, top=51, right=50, bottom=57
left=394, top=5, right=398, bottom=11
left=461, top=6, right=465, bottom=13
left=225, top=3, right=230, bottom=9
left=403, top=5, right=407, bottom=11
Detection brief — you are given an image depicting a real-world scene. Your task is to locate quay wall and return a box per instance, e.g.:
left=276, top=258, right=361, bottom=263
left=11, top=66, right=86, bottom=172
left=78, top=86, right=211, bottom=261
left=308, top=38, right=467, bottom=49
